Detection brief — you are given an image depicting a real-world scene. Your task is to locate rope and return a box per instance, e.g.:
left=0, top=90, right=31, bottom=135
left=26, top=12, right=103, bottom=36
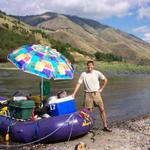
left=64, top=115, right=75, bottom=149
left=0, top=113, right=75, bottom=148
left=67, top=115, right=74, bottom=142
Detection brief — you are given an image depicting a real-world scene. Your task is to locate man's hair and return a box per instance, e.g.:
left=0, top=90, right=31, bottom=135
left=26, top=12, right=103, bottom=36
left=87, top=60, right=94, bottom=65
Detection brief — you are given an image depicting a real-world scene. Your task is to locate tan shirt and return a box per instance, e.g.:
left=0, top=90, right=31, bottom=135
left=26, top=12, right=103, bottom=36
left=78, top=70, right=106, bottom=92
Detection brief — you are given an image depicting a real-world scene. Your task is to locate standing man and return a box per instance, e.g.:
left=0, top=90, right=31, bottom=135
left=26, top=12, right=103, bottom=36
left=72, top=60, right=112, bottom=132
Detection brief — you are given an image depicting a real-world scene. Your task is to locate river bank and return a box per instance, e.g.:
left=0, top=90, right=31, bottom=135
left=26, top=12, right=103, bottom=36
left=0, top=113, right=148, bottom=150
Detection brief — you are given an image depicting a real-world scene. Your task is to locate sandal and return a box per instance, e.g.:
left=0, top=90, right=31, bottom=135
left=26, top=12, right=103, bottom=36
left=103, top=127, right=112, bottom=132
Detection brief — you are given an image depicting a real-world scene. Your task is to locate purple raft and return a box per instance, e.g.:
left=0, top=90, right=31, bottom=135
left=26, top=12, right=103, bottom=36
left=0, top=109, right=94, bottom=143
left=0, top=97, right=7, bottom=101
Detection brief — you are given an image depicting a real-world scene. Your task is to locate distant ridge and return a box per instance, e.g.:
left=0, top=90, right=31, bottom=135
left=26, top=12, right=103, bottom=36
left=64, top=15, right=109, bottom=29
left=14, top=11, right=150, bottom=63
left=0, top=10, right=150, bottom=64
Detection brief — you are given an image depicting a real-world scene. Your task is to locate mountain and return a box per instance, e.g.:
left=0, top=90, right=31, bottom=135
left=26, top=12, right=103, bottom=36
left=15, top=12, right=150, bottom=63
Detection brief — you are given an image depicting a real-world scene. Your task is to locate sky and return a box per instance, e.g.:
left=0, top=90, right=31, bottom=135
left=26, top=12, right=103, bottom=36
left=0, top=0, right=150, bottom=43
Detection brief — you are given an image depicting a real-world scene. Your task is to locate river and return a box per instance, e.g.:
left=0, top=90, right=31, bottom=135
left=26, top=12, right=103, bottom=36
left=0, top=69, right=150, bottom=124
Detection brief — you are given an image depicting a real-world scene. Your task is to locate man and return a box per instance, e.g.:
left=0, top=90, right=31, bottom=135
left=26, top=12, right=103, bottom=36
left=72, top=60, right=112, bottom=132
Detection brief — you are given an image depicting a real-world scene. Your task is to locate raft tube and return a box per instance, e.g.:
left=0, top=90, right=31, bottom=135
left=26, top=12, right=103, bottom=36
left=0, top=109, right=94, bottom=143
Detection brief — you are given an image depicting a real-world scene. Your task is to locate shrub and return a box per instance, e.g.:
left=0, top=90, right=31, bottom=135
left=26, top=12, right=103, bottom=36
left=94, top=52, right=122, bottom=62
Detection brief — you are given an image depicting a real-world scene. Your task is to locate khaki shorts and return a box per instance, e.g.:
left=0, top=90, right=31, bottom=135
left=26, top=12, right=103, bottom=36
left=84, top=91, right=104, bottom=109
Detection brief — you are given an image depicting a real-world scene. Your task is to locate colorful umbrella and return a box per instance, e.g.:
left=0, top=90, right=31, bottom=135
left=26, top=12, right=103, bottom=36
left=7, top=44, right=74, bottom=80
left=7, top=44, right=74, bottom=99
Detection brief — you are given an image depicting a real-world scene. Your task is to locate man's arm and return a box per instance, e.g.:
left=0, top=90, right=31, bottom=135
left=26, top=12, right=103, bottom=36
left=72, top=83, right=81, bottom=98
left=99, top=77, right=108, bottom=92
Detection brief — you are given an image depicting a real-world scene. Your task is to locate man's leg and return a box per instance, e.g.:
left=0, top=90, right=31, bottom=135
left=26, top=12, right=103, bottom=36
left=98, top=106, right=107, bottom=128
left=98, top=106, right=112, bottom=132
left=94, top=92, right=112, bottom=132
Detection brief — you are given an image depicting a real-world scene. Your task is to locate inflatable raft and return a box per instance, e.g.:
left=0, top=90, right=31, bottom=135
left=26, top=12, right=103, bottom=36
left=0, top=95, right=94, bottom=143
left=0, top=109, right=94, bottom=143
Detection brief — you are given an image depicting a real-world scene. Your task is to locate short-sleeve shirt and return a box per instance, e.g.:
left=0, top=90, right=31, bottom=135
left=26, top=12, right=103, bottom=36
left=78, top=70, right=106, bottom=92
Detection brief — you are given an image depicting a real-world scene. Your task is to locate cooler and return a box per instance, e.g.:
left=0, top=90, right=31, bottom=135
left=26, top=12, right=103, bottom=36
left=8, top=100, right=35, bottom=120
left=48, top=96, right=76, bottom=116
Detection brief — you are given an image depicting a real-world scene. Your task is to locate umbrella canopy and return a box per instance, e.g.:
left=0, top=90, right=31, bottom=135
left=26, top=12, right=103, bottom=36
left=7, top=44, right=74, bottom=80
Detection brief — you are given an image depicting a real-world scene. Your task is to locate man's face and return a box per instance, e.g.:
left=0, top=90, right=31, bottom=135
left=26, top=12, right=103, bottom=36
left=87, top=63, right=94, bottom=72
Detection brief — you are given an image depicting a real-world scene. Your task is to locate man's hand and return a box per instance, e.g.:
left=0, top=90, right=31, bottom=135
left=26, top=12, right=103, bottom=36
left=98, top=88, right=103, bottom=93
left=72, top=93, right=76, bottom=98
left=72, top=83, right=81, bottom=99
left=99, top=78, right=108, bottom=93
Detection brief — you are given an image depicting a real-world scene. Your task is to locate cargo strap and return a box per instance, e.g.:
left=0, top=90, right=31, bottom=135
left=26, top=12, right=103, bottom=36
left=33, top=121, right=40, bottom=140
left=9, top=109, right=16, bottom=119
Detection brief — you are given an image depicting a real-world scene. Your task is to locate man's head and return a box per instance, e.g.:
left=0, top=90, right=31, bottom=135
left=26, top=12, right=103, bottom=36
left=86, top=60, right=94, bottom=72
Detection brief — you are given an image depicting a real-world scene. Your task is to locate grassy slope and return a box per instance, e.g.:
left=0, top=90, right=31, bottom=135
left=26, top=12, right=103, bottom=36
left=74, top=61, right=150, bottom=75
left=0, top=27, right=36, bottom=55
left=0, top=13, right=52, bottom=61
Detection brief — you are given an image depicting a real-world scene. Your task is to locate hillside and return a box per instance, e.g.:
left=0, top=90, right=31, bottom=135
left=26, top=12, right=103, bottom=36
left=0, top=11, right=53, bottom=61
left=0, top=11, right=75, bottom=62
left=15, top=12, right=150, bottom=64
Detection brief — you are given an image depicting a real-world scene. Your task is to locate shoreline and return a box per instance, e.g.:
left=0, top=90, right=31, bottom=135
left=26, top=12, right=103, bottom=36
left=1, top=62, right=150, bottom=75
left=5, top=113, right=148, bottom=150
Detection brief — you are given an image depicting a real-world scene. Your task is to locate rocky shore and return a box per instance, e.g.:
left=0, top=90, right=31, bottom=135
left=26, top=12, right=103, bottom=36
left=1, top=114, right=149, bottom=150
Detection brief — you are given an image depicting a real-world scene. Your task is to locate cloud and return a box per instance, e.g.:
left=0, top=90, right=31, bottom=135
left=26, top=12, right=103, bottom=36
left=0, top=0, right=149, bottom=20
left=138, top=6, right=150, bottom=19
left=132, top=26, right=150, bottom=33
left=143, top=33, right=150, bottom=43
left=132, top=25, right=150, bottom=43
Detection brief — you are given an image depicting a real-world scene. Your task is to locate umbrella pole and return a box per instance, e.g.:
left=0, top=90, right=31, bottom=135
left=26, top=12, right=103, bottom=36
left=41, top=77, right=43, bottom=101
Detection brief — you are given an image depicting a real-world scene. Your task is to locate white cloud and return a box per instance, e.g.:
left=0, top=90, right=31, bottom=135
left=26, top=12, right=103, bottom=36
left=132, top=25, right=150, bottom=43
left=138, top=6, right=150, bottom=19
left=0, top=0, right=149, bottom=19
left=143, top=33, right=150, bottom=43
left=133, top=26, right=150, bottom=33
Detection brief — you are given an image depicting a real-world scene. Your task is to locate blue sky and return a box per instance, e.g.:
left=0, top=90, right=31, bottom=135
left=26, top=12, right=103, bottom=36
left=0, top=0, right=150, bottom=43
left=101, top=12, right=150, bottom=43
